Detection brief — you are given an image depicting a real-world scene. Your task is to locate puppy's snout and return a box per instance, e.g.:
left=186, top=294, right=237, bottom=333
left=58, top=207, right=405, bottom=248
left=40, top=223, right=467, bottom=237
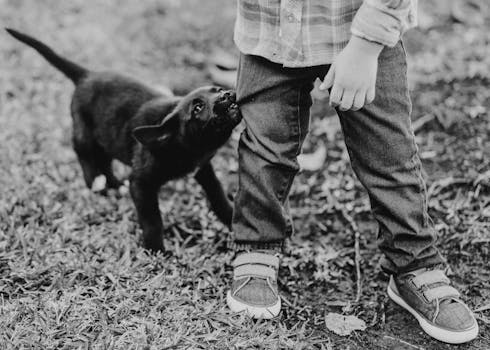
left=213, top=90, right=240, bottom=121
left=219, top=90, right=236, bottom=103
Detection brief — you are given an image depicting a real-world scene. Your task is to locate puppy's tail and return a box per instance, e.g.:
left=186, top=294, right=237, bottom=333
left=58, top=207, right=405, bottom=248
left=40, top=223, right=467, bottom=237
left=6, top=28, right=88, bottom=84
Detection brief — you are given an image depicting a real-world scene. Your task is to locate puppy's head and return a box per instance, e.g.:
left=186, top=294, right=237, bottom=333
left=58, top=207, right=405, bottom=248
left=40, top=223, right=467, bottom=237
left=133, top=86, right=241, bottom=152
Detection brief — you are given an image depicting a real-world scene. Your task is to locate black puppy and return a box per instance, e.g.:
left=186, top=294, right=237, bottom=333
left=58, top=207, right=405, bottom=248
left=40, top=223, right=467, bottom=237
left=6, top=28, right=241, bottom=252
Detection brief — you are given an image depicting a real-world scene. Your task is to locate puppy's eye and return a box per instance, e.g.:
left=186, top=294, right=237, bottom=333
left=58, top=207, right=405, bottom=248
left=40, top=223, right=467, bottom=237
left=192, top=102, right=205, bottom=116
left=194, top=104, right=203, bottom=113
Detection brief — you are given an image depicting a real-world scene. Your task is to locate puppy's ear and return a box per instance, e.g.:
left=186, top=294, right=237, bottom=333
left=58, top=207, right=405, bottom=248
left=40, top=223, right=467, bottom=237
left=132, top=113, right=178, bottom=147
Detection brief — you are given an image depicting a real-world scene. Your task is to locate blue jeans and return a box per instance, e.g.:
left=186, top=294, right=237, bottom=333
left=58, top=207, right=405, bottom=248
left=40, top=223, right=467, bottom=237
left=231, top=42, right=445, bottom=274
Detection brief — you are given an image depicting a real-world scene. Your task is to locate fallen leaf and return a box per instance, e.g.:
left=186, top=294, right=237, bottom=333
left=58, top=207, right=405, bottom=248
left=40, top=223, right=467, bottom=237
left=451, top=0, right=487, bottom=26
left=463, top=105, right=486, bottom=119
left=298, top=144, right=327, bottom=171
left=324, top=313, right=366, bottom=336
left=433, top=107, right=464, bottom=130
left=313, top=116, right=341, bottom=141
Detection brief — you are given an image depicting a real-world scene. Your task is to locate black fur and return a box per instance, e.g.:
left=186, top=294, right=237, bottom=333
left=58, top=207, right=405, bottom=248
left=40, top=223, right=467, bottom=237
left=7, top=28, right=241, bottom=252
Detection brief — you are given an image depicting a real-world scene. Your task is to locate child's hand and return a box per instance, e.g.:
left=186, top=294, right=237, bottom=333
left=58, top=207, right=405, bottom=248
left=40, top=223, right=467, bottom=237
left=320, top=36, right=383, bottom=111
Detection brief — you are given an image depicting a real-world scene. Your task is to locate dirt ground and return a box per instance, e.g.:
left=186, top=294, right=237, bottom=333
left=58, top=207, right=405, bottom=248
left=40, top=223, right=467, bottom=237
left=0, top=0, right=489, bottom=349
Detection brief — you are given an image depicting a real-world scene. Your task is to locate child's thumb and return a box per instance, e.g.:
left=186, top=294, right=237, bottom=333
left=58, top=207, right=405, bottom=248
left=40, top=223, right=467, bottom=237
left=319, top=66, right=335, bottom=90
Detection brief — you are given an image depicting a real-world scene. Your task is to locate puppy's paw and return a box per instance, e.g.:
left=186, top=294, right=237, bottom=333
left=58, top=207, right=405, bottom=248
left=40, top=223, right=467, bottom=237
left=142, top=239, right=167, bottom=255
left=91, top=175, right=107, bottom=193
left=118, top=180, right=130, bottom=196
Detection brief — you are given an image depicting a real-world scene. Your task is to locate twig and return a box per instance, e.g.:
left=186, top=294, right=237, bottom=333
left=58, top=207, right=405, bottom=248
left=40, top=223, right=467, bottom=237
left=476, top=315, right=490, bottom=325
left=340, top=209, right=362, bottom=303
left=475, top=303, right=490, bottom=313
left=412, top=113, right=435, bottom=133
left=353, top=230, right=361, bottom=303
left=383, top=335, right=426, bottom=350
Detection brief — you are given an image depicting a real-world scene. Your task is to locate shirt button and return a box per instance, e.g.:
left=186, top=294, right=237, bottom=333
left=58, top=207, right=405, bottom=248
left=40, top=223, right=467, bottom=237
left=287, top=14, right=294, bottom=22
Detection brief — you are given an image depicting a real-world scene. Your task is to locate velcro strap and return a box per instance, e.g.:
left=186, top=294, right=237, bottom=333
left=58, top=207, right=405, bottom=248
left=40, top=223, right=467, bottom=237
left=412, top=270, right=450, bottom=288
left=234, top=264, right=277, bottom=279
left=233, top=252, right=279, bottom=269
left=423, top=285, right=460, bottom=302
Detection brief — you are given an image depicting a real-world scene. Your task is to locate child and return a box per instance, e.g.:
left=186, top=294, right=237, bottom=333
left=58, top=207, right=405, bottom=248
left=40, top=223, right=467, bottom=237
left=226, top=0, right=478, bottom=344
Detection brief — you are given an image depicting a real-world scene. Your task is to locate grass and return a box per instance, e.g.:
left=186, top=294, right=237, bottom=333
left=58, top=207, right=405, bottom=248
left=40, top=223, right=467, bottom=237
left=1, top=0, right=489, bottom=349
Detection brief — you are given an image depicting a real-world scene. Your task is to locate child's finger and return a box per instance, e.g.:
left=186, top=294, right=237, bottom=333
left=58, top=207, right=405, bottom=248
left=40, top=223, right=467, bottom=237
left=352, top=90, right=366, bottom=111
left=329, top=83, right=342, bottom=107
left=320, top=65, right=335, bottom=90
left=366, top=87, right=376, bottom=104
left=339, top=89, right=355, bottom=111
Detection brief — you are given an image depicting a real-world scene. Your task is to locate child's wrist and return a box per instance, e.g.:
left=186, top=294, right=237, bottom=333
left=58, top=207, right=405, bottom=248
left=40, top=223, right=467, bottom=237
left=349, top=35, right=383, bottom=56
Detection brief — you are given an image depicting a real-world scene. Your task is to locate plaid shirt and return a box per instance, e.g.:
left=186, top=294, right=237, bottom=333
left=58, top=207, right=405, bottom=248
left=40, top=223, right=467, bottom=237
left=234, top=0, right=418, bottom=67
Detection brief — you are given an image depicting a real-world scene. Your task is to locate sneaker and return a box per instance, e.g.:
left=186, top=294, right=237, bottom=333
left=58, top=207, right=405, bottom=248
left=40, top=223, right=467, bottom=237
left=387, top=268, right=479, bottom=344
left=226, top=251, right=281, bottom=319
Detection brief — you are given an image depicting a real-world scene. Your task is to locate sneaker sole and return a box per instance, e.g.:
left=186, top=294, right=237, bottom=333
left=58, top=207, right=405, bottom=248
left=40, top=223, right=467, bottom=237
left=387, top=276, right=478, bottom=344
left=226, top=291, right=281, bottom=319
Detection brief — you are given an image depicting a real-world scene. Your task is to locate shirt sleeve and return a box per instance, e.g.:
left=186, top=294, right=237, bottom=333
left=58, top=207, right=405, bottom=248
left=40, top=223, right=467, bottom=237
left=351, top=0, right=418, bottom=47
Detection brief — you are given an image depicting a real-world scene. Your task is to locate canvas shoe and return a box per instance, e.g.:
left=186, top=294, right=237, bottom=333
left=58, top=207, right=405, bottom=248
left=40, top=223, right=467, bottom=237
left=226, top=251, right=281, bottom=319
left=387, top=267, right=479, bottom=344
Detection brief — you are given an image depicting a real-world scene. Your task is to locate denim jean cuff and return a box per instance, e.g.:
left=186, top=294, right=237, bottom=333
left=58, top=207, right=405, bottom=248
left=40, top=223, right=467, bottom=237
left=228, top=240, right=286, bottom=253
left=380, top=255, right=447, bottom=276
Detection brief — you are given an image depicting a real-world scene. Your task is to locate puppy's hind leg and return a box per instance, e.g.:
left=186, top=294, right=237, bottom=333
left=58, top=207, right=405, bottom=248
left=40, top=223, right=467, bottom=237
left=72, top=110, right=101, bottom=190
left=73, top=139, right=100, bottom=189
left=95, top=151, right=123, bottom=189
left=74, top=143, right=123, bottom=193
left=72, top=118, right=121, bottom=191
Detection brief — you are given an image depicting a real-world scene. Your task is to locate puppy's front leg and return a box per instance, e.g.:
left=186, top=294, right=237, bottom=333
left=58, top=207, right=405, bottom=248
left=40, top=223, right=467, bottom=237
left=129, top=178, right=164, bottom=252
left=194, top=162, right=233, bottom=228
